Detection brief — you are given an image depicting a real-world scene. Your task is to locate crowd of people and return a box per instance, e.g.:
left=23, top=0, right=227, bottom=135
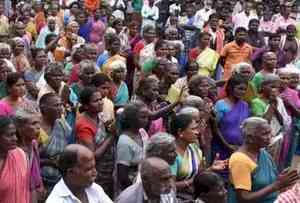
left=2, top=0, right=300, bottom=202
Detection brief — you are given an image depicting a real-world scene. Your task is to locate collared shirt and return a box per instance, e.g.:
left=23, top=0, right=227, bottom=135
left=221, top=41, right=253, bottom=80
left=272, top=15, right=296, bottom=33
left=46, top=179, right=113, bottom=203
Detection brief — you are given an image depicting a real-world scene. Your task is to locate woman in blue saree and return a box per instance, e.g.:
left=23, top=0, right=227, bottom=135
left=213, top=75, right=250, bottom=165
left=228, top=117, right=299, bottom=203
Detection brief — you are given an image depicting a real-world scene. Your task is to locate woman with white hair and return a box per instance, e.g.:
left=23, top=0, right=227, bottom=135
left=110, top=59, right=129, bottom=107
left=228, top=117, right=299, bottom=203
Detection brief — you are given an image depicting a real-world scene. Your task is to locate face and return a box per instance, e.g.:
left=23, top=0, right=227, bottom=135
left=46, top=70, right=63, bottom=91
left=9, top=78, right=26, bottom=97
left=197, top=79, right=210, bottom=97
left=22, top=117, right=41, bottom=141
left=88, top=91, right=104, bottom=113
left=44, top=96, right=63, bottom=119
left=263, top=9, right=272, bottom=21
left=96, top=82, right=111, bottom=98
left=186, top=63, right=198, bottom=79
left=263, top=53, right=277, bottom=69
left=210, top=17, right=218, bottom=30
left=0, top=124, right=17, bottom=152
left=186, top=7, right=194, bottom=17
left=180, top=119, right=199, bottom=143
left=144, top=29, right=156, bottom=43
left=289, top=73, right=299, bottom=89
left=114, top=22, right=123, bottom=33
left=112, top=67, right=126, bottom=82
left=15, top=23, right=26, bottom=36
left=269, top=37, right=280, bottom=49
left=166, top=66, right=179, bottom=84
left=73, top=151, right=97, bottom=187
left=144, top=81, right=159, bottom=101
left=232, top=83, right=247, bottom=99
left=284, top=5, right=292, bottom=15
left=245, top=2, right=253, bottom=13
left=156, top=43, right=169, bottom=57
left=48, top=20, right=56, bottom=32
left=70, top=4, right=79, bottom=14
left=86, top=47, right=98, bottom=61
left=254, top=123, right=272, bottom=148
left=35, top=50, right=47, bottom=67
left=0, top=62, right=8, bottom=81
left=278, top=72, right=291, bottom=90
left=235, top=31, right=247, bottom=43
left=262, top=80, right=280, bottom=100
left=239, top=67, right=254, bottom=81
left=80, top=66, right=96, bottom=85
left=129, top=24, right=139, bottom=36
left=200, top=34, right=211, bottom=47
left=137, top=107, right=150, bottom=129
left=71, top=24, right=79, bottom=34
left=109, top=40, right=121, bottom=54
left=249, top=20, right=259, bottom=32
left=160, top=142, right=177, bottom=165
left=0, top=48, right=10, bottom=59
left=14, top=40, right=25, bottom=54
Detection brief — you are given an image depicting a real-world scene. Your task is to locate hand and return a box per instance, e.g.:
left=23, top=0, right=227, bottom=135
left=175, top=85, right=186, bottom=105
left=210, top=153, right=228, bottom=171
left=104, top=119, right=116, bottom=135
left=274, top=168, right=299, bottom=191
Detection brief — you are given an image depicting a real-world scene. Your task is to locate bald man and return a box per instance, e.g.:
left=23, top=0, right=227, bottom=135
left=116, top=157, right=177, bottom=203
left=46, top=144, right=112, bottom=203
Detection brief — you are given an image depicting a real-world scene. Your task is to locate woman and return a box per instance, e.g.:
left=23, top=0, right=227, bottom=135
left=116, top=101, right=150, bottom=192
left=213, top=75, right=250, bottom=164
left=89, top=8, right=106, bottom=52
left=76, top=86, right=116, bottom=197
left=110, top=60, right=129, bottom=107
left=39, top=93, right=72, bottom=191
left=188, top=32, right=219, bottom=77
left=170, top=113, right=227, bottom=202
left=0, top=116, right=30, bottom=203
left=70, top=60, right=96, bottom=98
left=15, top=109, right=43, bottom=203
left=0, top=72, right=38, bottom=116
left=100, top=33, right=126, bottom=77
left=11, top=37, right=30, bottom=73
left=159, top=62, right=180, bottom=100
left=251, top=74, right=291, bottom=166
left=228, top=117, right=299, bottom=203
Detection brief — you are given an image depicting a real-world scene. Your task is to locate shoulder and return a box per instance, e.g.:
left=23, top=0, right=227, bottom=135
left=116, top=183, right=142, bottom=203
left=229, top=152, right=257, bottom=169
left=88, top=183, right=113, bottom=203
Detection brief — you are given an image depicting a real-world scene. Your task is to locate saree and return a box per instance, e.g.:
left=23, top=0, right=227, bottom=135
left=171, top=143, right=203, bottom=201
left=196, top=47, right=219, bottom=77
left=213, top=99, right=250, bottom=160
left=251, top=97, right=291, bottom=168
left=114, top=82, right=129, bottom=107
left=228, top=149, right=278, bottom=203
left=0, top=148, right=30, bottom=203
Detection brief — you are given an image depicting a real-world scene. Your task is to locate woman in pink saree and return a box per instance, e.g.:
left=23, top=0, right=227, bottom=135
left=0, top=116, right=30, bottom=203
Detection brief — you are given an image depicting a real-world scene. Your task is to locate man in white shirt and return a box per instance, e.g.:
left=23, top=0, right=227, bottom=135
left=195, top=0, right=215, bottom=29
left=232, top=1, right=258, bottom=32
left=46, top=144, right=113, bottom=203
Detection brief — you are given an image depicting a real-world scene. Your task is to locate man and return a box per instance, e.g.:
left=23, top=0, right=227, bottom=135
left=273, top=2, right=296, bottom=33
left=251, top=33, right=286, bottom=71
left=251, top=51, right=277, bottom=91
left=116, top=157, right=177, bottom=203
left=232, top=1, right=257, bottom=31
left=275, top=181, right=300, bottom=203
left=46, top=144, right=113, bottom=203
left=220, top=27, right=253, bottom=80
left=195, top=0, right=215, bottom=29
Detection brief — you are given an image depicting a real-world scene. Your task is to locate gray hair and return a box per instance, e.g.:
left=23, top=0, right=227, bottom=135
left=15, top=108, right=40, bottom=128
left=45, top=62, right=64, bottom=77
left=233, top=62, right=254, bottom=74
left=261, top=74, right=280, bottom=86
left=79, top=59, right=96, bottom=75
left=145, top=132, right=175, bottom=158
left=182, top=95, right=204, bottom=109
left=241, top=117, right=269, bottom=142
left=0, top=43, right=11, bottom=52
left=177, top=106, right=199, bottom=116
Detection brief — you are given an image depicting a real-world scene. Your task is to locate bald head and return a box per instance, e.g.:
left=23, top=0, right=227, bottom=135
left=140, top=157, right=170, bottom=179
left=59, top=144, right=94, bottom=176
